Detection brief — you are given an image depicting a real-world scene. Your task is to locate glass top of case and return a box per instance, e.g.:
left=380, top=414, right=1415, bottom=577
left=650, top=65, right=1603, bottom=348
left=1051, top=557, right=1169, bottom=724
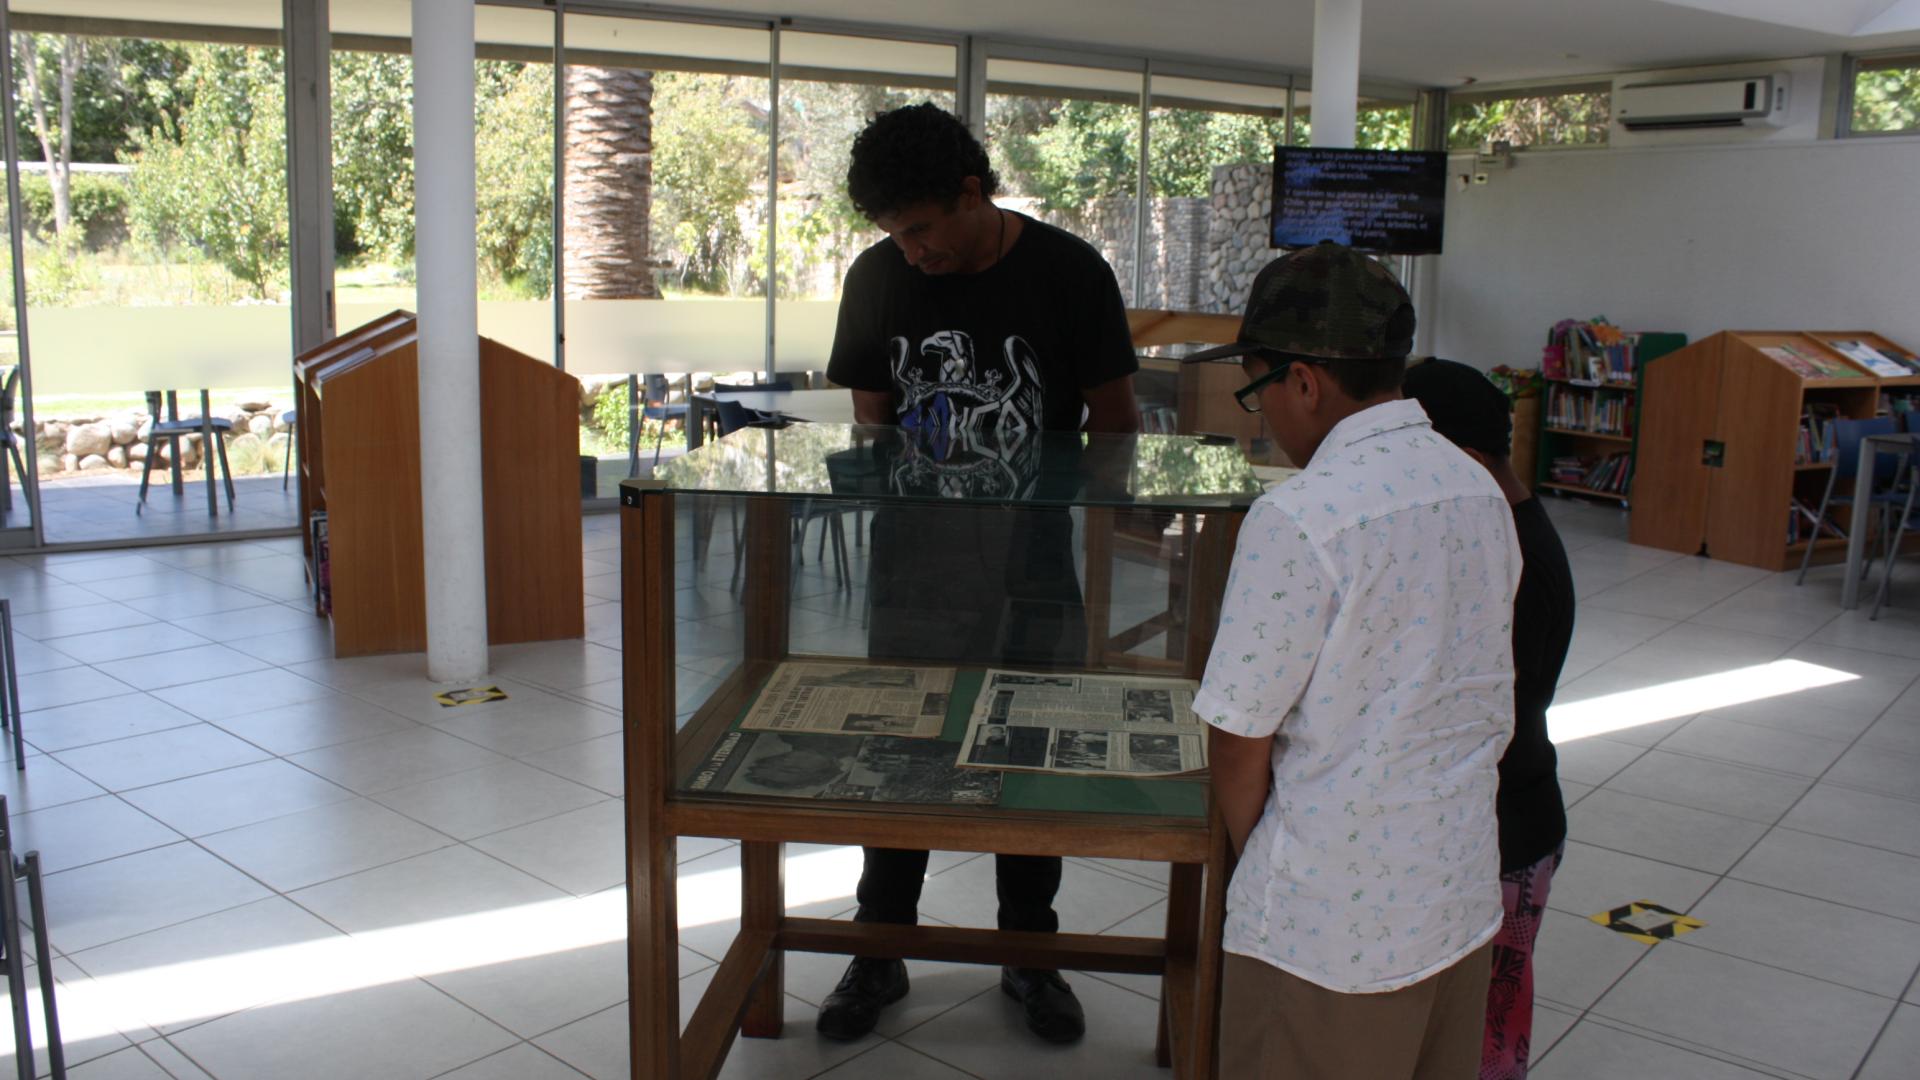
left=629, top=423, right=1264, bottom=510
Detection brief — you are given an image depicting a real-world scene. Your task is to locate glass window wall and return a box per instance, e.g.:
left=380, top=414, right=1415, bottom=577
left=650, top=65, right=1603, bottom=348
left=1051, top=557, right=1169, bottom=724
left=986, top=58, right=1144, bottom=306
left=11, top=0, right=295, bottom=543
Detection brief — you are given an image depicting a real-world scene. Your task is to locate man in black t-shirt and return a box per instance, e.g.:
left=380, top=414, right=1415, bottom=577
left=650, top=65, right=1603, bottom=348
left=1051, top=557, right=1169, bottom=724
left=817, top=103, right=1140, bottom=1046
left=1404, top=359, right=1574, bottom=1080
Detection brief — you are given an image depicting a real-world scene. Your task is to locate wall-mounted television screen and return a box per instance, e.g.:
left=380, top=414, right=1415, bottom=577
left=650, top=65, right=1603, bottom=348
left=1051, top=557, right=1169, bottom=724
left=1270, top=147, right=1447, bottom=255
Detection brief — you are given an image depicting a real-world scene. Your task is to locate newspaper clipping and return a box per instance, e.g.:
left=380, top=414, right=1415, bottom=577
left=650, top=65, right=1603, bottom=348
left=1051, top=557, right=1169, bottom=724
left=741, top=663, right=953, bottom=739
left=686, top=730, right=1001, bottom=805
left=958, top=670, right=1206, bottom=776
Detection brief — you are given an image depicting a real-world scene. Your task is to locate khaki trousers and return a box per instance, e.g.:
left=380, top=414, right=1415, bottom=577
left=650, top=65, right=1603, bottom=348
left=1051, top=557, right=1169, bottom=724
left=1220, top=942, right=1494, bottom=1080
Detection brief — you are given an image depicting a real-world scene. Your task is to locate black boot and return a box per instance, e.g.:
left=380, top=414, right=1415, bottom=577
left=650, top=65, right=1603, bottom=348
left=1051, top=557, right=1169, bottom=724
left=1000, top=966, right=1085, bottom=1044
left=816, top=957, right=909, bottom=1041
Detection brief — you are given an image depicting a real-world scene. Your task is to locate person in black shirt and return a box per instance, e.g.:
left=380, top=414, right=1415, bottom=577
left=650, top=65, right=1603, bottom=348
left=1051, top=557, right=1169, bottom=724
left=817, top=104, right=1140, bottom=1045
left=1403, top=358, right=1574, bottom=1080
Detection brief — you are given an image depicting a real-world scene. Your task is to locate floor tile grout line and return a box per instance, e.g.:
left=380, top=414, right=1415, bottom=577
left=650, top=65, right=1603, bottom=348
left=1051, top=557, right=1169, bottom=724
left=1574, top=1011, right=1814, bottom=1080
left=1848, top=963, right=1920, bottom=1080
left=1663, top=931, right=1913, bottom=1002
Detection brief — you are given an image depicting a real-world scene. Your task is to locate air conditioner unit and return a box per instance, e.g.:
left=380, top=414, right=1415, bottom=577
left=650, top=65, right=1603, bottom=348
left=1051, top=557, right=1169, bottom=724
left=1615, top=74, right=1789, bottom=130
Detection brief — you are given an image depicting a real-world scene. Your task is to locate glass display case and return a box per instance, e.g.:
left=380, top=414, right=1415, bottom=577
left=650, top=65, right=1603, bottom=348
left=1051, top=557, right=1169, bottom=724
left=619, top=421, right=1263, bottom=1079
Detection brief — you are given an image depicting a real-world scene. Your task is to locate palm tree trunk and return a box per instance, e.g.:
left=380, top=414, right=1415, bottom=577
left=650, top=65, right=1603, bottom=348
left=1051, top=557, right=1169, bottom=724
left=562, top=65, right=659, bottom=300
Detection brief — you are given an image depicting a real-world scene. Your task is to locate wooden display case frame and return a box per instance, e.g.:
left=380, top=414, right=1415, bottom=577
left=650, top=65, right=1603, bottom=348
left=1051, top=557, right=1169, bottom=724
left=620, top=484, right=1241, bottom=1080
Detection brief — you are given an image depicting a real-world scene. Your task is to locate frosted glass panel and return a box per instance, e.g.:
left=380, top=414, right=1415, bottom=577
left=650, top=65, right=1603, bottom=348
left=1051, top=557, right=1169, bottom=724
left=565, top=299, right=847, bottom=375
left=27, top=307, right=291, bottom=395
left=780, top=33, right=954, bottom=80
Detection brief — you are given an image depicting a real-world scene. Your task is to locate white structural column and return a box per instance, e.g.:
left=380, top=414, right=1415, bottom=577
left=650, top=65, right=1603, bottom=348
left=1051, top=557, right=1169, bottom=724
left=412, top=0, right=489, bottom=681
left=1311, top=0, right=1362, bottom=147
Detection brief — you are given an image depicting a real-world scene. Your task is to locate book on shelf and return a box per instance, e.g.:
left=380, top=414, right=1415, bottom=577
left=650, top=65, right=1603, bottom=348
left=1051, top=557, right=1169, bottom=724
left=1138, top=404, right=1178, bottom=435
left=1787, top=498, right=1846, bottom=545
left=1825, top=339, right=1919, bottom=378
left=1543, top=318, right=1641, bottom=385
left=1760, top=342, right=1864, bottom=380
left=1548, top=452, right=1631, bottom=495
left=1545, top=383, right=1631, bottom=436
left=310, top=511, right=331, bottom=613
left=1796, top=403, right=1841, bottom=464
left=1881, top=388, right=1920, bottom=421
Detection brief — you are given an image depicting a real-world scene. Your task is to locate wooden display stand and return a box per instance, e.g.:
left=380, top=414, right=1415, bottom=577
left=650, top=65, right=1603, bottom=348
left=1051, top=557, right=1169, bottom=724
left=295, top=313, right=585, bottom=656
left=1629, top=330, right=1920, bottom=570
left=1127, top=309, right=1272, bottom=458
left=621, top=482, right=1239, bottom=1080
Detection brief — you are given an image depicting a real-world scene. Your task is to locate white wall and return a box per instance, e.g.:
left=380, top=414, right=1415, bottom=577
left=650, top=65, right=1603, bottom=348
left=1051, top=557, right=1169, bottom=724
left=1427, top=135, right=1920, bottom=369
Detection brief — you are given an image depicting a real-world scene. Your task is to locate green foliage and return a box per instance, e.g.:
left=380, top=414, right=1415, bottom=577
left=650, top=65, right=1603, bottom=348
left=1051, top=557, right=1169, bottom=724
left=23, top=232, right=97, bottom=307
left=591, top=383, right=631, bottom=451
left=652, top=72, right=766, bottom=293
left=18, top=172, right=129, bottom=241
left=12, top=35, right=191, bottom=166
left=121, top=44, right=289, bottom=299
left=1149, top=108, right=1288, bottom=196
left=1852, top=66, right=1920, bottom=133
left=1288, top=105, right=1415, bottom=150
left=475, top=61, right=554, bottom=296
left=1447, top=91, right=1609, bottom=150
left=330, top=52, right=416, bottom=264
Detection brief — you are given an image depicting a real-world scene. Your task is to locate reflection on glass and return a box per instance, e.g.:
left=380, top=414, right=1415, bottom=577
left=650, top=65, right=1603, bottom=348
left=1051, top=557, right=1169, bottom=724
left=0, top=144, right=25, bottom=530
left=15, top=9, right=296, bottom=541
left=986, top=60, right=1143, bottom=306
left=647, top=423, right=1261, bottom=508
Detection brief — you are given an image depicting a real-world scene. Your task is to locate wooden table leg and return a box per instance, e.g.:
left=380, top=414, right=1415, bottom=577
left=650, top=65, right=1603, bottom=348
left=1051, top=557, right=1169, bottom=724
left=626, top=493, right=682, bottom=1078
left=1083, top=506, right=1116, bottom=667
left=1164, top=862, right=1202, bottom=1075
left=1192, top=814, right=1232, bottom=1080
left=741, top=841, right=786, bottom=1038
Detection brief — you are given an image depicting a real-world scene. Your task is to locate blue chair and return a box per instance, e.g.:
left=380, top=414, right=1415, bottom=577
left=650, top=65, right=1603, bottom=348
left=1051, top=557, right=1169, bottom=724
left=1870, top=457, right=1920, bottom=620
left=1798, top=417, right=1907, bottom=585
left=0, top=368, right=27, bottom=514
left=628, top=374, right=691, bottom=477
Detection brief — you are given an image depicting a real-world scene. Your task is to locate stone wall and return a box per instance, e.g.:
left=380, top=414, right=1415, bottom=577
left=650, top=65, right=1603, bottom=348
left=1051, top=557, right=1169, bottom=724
left=1019, top=165, right=1273, bottom=316
left=25, top=402, right=293, bottom=480
left=1033, top=196, right=1210, bottom=311
left=1201, top=164, right=1274, bottom=315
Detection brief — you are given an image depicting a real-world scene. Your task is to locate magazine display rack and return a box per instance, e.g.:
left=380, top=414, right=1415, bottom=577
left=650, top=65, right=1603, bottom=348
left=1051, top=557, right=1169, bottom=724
left=294, top=313, right=585, bottom=656
left=620, top=423, right=1263, bottom=1079
left=1630, top=330, right=1920, bottom=569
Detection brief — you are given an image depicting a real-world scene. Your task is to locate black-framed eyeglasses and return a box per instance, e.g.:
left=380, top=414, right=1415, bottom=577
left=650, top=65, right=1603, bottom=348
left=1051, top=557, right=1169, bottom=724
left=1233, top=351, right=1324, bottom=413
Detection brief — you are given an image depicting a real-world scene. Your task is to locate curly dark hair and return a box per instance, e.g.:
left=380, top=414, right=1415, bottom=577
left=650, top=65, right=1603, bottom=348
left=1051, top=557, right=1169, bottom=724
left=846, top=103, right=999, bottom=220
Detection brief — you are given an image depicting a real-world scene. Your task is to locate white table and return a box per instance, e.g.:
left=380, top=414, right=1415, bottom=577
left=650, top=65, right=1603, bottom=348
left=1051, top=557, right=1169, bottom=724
left=686, top=389, right=857, bottom=450
left=1840, top=431, right=1917, bottom=608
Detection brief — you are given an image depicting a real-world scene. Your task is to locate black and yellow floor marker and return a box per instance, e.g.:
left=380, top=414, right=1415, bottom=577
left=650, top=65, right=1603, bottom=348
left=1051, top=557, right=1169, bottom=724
left=1590, top=901, right=1705, bottom=944
left=434, top=686, right=509, bottom=708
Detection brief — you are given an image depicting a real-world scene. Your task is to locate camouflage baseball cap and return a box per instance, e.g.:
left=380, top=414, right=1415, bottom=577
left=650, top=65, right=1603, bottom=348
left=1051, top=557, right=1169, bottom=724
left=1184, top=241, right=1416, bottom=364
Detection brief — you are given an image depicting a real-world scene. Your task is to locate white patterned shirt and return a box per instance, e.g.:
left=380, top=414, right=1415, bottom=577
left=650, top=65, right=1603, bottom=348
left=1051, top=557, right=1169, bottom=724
left=1196, top=398, right=1521, bottom=994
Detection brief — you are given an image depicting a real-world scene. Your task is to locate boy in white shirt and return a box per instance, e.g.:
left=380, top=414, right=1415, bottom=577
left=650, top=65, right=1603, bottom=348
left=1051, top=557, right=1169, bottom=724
left=1187, top=243, right=1522, bottom=1078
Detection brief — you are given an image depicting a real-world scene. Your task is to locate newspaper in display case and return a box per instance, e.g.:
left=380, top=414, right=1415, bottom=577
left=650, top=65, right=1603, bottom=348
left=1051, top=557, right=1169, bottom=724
left=687, top=730, right=1001, bottom=805
left=958, top=669, right=1206, bottom=776
left=740, top=662, right=953, bottom=738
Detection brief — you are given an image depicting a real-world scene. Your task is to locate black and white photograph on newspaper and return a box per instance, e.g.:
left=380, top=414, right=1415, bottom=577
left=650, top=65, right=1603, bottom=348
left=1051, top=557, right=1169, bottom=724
left=956, top=669, right=1207, bottom=776
left=741, top=662, right=953, bottom=738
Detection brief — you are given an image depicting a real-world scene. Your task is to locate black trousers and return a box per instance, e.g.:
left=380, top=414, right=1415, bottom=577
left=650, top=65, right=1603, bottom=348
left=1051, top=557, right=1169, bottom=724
left=854, top=847, right=1062, bottom=934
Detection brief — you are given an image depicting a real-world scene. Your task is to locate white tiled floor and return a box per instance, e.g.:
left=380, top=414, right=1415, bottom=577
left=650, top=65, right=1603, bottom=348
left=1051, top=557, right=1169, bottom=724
left=2, top=498, right=1919, bottom=1078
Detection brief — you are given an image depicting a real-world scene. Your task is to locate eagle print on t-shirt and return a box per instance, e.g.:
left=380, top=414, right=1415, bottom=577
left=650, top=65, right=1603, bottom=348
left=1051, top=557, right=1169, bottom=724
left=890, top=329, right=1044, bottom=445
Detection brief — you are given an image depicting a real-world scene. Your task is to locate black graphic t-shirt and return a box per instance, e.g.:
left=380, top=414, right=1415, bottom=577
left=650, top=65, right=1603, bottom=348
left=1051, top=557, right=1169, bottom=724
left=827, top=213, right=1138, bottom=433
left=828, top=214, right=1133, bottom=669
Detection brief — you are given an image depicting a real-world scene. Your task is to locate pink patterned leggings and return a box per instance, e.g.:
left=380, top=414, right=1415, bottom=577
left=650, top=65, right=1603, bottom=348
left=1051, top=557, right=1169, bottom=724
left=1480, top=844, right=1564, bottom=1080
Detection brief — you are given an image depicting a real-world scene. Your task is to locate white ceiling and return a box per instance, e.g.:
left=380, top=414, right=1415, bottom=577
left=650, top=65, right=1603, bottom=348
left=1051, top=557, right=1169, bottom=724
left=632, top=0, right=1920, bottom=86
left=21, top=0, right=1920, bottom=87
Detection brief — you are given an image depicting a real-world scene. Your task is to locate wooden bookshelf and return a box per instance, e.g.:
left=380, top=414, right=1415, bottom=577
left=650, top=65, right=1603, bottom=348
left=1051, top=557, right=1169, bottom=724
left=1535, top=331, right=1687, bottom=506
left=296, top=315, right=585, bottom=656
left=1629, top=330, right=1916, bottom=571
